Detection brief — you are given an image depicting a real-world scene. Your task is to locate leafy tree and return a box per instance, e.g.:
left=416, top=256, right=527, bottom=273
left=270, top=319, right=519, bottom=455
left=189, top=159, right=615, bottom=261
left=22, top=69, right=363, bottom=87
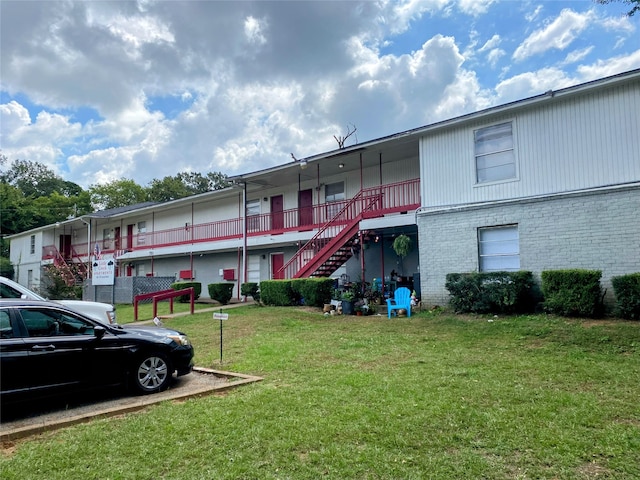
left=147, top=171, right=230, bottom=202
left=0, top=257, right=14, bottom=278
left=595, top=0, right=640, bottom=16
left=2, top=159, right=80, bottom=198
left=89, top=179, right=148, bottom=210
left=0, top=183, right=27, bottom=235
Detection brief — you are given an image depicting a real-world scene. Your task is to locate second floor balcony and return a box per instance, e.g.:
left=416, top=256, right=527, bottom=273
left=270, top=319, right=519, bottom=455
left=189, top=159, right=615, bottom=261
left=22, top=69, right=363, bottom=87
left=48, top=178, right=420, bottom=261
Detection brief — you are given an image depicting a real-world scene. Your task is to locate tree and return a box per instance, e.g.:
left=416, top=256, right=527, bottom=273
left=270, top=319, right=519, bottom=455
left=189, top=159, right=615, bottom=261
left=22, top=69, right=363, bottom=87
left=89, top=179, right=148, bottom=210
left=595, top=0, right=640, bottom=16
left=147, top=171, right=230, bottom=202
left=2, top=159, right=80, bottom=198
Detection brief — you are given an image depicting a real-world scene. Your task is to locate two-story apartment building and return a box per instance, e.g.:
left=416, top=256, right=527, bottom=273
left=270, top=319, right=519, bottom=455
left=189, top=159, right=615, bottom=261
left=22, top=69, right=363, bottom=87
left=8, top=69, right=639, bottom=307
left=9, top=134, right=421, bottom=300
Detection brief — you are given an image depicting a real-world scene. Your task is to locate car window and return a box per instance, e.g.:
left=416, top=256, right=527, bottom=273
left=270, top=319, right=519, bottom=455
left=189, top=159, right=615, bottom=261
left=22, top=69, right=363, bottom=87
left=0, top=310, right=13, bottom=338
left=0, top=283, right=23, bottom=299
left=19, top=308, right=95, bottom=337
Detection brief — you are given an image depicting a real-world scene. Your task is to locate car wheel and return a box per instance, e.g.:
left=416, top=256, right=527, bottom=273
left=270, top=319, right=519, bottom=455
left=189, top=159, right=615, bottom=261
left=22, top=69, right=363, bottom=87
left=132, top=353, right=172, bottom=393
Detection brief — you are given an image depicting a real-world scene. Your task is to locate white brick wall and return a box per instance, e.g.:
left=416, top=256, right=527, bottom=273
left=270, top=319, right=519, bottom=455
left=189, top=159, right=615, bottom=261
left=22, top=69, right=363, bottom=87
left=417, top=186, right=640, bottom=307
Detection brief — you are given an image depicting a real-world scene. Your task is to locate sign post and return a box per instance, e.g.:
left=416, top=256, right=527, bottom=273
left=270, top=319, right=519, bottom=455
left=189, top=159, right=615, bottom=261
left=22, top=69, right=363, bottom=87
left=213, top=310, right=229, bottom=363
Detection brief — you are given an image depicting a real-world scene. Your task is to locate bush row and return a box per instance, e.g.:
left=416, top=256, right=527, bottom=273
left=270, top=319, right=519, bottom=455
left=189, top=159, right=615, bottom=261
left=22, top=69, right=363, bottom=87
left=260, top=278, right=335, bottom=307
left=445, top=269, right=640, bottom=320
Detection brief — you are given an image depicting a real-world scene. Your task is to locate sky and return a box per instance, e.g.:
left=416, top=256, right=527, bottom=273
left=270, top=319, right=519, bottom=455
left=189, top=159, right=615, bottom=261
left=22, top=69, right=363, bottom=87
left=1, top=0, right=639, bottom=190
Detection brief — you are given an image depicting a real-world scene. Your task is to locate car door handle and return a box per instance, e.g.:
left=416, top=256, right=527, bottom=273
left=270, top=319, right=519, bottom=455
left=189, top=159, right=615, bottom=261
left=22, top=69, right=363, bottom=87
left=32, top=344, right=55, bottom=351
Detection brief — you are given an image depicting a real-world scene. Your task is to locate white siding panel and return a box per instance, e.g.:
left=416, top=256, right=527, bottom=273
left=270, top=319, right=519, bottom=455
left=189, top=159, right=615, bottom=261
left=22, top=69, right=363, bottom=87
left=422, top=80, right=640, bottom=207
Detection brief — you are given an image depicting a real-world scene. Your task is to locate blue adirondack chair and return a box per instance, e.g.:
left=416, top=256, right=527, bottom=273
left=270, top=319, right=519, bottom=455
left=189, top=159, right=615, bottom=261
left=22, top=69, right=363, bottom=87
left=386, top=287, right=412, bottom=318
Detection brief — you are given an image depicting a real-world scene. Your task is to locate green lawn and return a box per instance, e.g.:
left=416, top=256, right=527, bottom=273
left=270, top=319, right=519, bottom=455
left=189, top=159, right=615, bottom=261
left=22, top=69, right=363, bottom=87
left=3, top=307, right=640, bottom=479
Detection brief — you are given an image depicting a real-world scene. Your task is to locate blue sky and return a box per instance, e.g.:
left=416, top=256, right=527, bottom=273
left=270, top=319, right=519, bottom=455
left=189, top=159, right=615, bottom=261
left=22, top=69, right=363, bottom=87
left=1, top=0, right=638, bottom=189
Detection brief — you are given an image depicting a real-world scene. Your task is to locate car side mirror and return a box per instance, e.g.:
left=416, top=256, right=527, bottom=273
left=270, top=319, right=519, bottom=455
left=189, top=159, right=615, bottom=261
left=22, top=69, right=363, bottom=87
left=94, top=325, right=106, bottom=340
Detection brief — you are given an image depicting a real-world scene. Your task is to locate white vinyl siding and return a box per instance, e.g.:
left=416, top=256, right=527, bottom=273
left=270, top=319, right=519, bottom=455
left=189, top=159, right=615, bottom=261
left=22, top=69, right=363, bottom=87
left=478, top=225, right=520, bottom=272
left=475, top=122, right=516, bottom=184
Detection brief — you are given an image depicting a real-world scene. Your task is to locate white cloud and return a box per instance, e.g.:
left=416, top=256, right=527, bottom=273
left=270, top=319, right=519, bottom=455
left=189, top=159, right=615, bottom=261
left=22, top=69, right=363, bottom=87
left=562, top=46, right=594, bottom=66
left=244, top=16, right=267, bottom=46
left=513, top=9, right=595, bottom=61
left=1, top=1, right=637, bottom=190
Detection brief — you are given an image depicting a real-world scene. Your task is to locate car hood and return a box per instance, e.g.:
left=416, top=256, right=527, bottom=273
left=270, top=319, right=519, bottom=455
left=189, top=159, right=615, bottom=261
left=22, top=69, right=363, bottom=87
left=120, top=325, right=186, bottom=339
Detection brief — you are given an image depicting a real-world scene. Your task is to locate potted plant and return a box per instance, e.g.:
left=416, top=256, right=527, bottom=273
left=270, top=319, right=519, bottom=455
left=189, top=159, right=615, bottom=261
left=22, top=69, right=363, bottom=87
left=392, top=234, right=412, bottom=275
left=392, top=234, right=412, bottom=258
left=341, top=290, right=356, bottom=315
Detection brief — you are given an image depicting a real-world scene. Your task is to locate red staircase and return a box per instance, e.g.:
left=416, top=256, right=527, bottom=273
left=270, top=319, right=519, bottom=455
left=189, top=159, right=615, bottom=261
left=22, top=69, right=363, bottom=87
left=281, top=189, right=384, bottom=278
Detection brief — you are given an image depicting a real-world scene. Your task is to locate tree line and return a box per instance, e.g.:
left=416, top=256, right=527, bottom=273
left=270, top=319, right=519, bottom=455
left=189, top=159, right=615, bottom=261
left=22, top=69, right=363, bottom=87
left=0, top=154, right=230, bottom=257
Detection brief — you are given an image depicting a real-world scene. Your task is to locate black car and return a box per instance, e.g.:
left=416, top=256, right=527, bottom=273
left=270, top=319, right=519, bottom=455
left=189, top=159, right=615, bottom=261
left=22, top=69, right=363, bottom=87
left=0, top=299, right=194, bottom=403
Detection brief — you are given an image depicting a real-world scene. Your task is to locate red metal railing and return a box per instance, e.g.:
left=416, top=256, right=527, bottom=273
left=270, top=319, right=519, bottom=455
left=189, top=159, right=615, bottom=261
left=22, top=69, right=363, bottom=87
left=52, top=178, right=419, bottom=259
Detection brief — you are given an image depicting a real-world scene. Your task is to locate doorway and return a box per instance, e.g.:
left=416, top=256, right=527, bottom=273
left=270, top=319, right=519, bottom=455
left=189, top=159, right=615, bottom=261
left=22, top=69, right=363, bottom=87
left=298, top=189, right=313, bottom=227
left=271, top=253, right=284, bottom=280
left=271, top=195, right=284, bottom=231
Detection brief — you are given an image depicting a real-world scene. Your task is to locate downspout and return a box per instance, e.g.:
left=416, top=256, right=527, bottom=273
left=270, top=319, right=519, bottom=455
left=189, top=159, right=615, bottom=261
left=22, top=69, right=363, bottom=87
left=242, top=182, right=247, bottom=300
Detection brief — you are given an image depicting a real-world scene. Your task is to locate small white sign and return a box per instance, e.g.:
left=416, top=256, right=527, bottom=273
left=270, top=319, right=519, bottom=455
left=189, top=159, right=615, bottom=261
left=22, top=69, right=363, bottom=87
left=213, top=312, right=229, bottom=320
left=92, top=259, right=115, bottom=286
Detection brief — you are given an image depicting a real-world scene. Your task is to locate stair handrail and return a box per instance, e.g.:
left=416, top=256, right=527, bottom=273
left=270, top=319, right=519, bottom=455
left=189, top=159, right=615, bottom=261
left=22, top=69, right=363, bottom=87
left=280, top=187, right=384, bottom=278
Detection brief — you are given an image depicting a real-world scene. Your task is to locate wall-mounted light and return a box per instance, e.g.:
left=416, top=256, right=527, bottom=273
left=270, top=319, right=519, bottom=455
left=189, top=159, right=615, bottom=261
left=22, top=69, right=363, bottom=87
left=263, top=197, right=268, bottom=202
left=300, top=159, right=308, bottom=169
left=339, top=163, right=345, bottom=168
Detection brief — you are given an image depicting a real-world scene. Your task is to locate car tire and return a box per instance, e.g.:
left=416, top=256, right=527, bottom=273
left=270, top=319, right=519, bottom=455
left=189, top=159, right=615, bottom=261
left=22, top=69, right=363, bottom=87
left=132, top=353, right=172, bottom=394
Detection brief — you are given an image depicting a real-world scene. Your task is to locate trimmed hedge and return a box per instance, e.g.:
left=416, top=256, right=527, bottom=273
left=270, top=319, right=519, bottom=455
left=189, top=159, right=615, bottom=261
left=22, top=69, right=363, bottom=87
left=241, top=282, right=261, bottom=304
left=445, top=271, right=536, bottom=314
left=261, top=280, right=295, bottom=306
left=611, top=273, right=640, bottom=320
left=541, top=269, right=603, bottom=318
left=170, top=282, right=202, bottom=303
left=208, top=283, right=234, bottom=305
left=290, top=278, right=335, bottom=307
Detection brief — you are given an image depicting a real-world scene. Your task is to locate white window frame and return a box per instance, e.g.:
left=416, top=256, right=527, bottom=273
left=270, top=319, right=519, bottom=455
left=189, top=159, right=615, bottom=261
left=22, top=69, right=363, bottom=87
left=325, top=182, right=345, bottom=219
left=137, top=221, right=147, bottom=245
left=246, top=199, right=261, bottom=232
left=474, top=121, right=517, bottom=184
left=478, top=225, right=520, bottom=272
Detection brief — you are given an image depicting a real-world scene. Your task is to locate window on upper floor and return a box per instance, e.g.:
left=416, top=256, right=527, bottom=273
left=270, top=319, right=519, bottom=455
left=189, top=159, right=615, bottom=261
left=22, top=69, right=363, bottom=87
left=30, top=235, right=36, bottom=255
left=474, top=122, right=516, bottom=184
left=478, top=225, right=520, bottom=272
left=246, top=199, right=261, bottom=231
left=103, top=228, right=112, bottom=249
left=137, top=221, right=147, bottom=244
left=325, top=182, right=345, bottom=219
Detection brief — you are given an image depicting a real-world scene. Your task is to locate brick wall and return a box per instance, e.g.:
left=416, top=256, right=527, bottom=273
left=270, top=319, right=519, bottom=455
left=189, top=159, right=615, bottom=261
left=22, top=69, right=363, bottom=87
left=417, top=186, right=640, bottom=308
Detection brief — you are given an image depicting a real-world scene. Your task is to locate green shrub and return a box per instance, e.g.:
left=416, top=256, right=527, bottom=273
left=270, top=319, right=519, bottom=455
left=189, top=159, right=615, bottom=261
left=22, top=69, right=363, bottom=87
left=541, top=269, right=603, bottom=318
left=445, top=271, right=536, bottom=314
left=170, top=282, right=202, bottom=303
left=208, top=283, right=234, bottom=305
left=261, top=280, right=294, bottom=306
left=241, top=282, right=261, bottom=304
left=0, top=257, right=14, bottom=279
left=611, top=273, right=640, bottom=320
left=292, top=278, right=335, bottom=307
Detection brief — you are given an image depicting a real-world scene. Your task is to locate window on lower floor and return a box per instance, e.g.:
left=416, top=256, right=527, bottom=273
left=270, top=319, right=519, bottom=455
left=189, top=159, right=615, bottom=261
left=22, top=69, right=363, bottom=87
left=478, top=225, right=520, bottom=272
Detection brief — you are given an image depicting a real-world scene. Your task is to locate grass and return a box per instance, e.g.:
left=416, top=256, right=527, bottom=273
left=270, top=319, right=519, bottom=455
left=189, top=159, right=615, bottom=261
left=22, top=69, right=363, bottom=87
left=2, top=307, right=640, bottom=479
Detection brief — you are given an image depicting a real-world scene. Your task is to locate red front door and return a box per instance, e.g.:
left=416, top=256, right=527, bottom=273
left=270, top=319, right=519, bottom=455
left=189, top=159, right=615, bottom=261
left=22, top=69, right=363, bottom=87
left=298, top=189, right=313, bottom=227
left=271, top=195, right=284, bottom=231
left=271, top=253, right=284, bottom=280
left=127, top=224, right=134, bottom=250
